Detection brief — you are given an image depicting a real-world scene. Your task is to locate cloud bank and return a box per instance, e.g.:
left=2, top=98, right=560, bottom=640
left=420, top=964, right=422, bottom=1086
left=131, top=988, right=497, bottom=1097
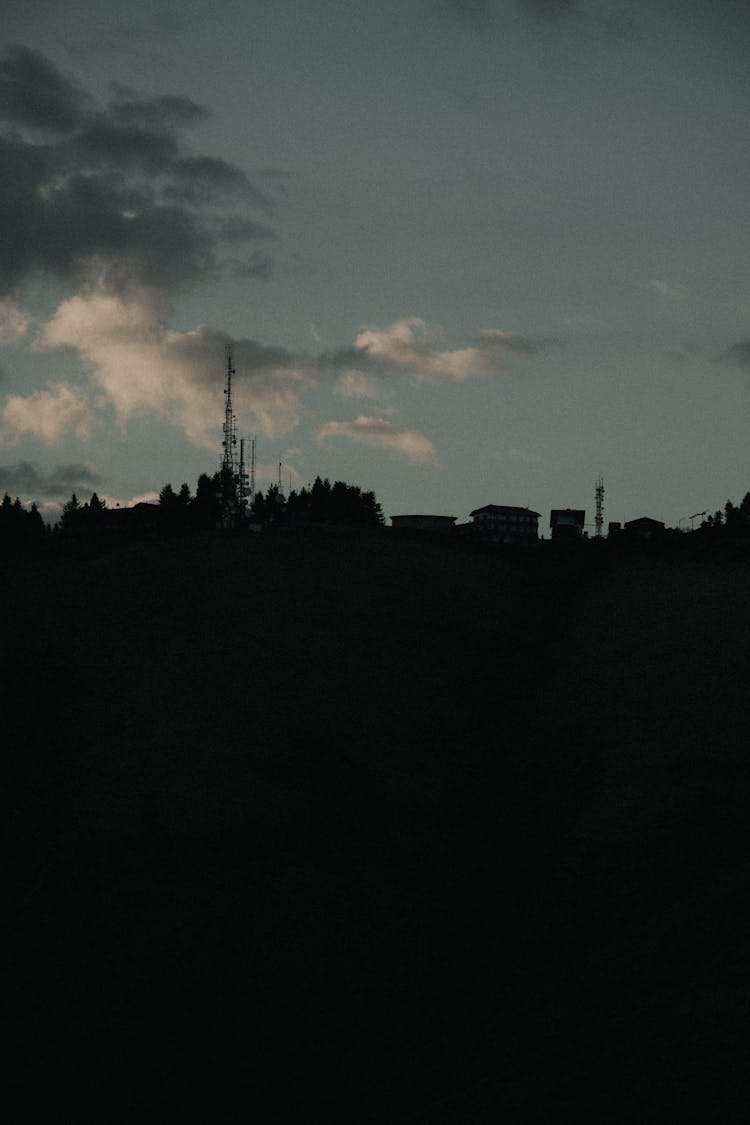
left=0, top=459, right=100, bottom=499
left=0, top=44, right=275, bottom=299
left=347, top=318, right=532, bottom=383
left=1, top=381, right=94, bottom=445
left=317, top=416, right=438, bottom=465
left=34, top=290, right=318, bottom=447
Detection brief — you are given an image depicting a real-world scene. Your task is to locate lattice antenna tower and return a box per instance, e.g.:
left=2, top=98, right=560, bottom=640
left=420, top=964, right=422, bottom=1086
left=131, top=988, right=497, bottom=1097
left=222, top=345, right=237, bottom=475
left=595, top=476, right=605, bottom=538
left=249, top=437, right=256, bottom=502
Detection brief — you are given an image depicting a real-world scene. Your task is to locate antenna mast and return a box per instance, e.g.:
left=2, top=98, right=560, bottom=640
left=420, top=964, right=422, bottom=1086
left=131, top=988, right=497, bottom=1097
left=249, top=436, right=256, bottom=503
left=595, top=476, right=605, bottom=539
left=222, top=345, right=237, bottom=476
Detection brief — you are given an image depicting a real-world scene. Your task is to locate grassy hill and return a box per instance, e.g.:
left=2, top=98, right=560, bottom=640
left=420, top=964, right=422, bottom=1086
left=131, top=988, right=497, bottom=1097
left=5, top=530, right=750, bottom=1119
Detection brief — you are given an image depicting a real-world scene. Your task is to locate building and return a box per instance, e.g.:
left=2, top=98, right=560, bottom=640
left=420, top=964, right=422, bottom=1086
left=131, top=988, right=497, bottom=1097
left=550, top=509, right=586, bottom=540
left=390, top=514, right=457, bottom=531
left=624, top=516, right=666, bottom=539
left=469, top=505, right=539, bottom=543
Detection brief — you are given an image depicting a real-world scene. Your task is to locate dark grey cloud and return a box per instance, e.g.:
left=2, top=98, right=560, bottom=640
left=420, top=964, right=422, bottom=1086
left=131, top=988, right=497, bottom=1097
left=217, top=217, right=276, bottom=243
left=66, top=115, right=181, bottom=172
left=719, top=340, right=750, bottom=370
left=227, top=252, right=274, bottom=280
left=107, top=90, right=210, bottom=132
left=0, top=140, right=216, bottom=294
left=0, top=459, right=101, bottom=500
left=0, top=45, right=88, bottom=131
left=168, top=156, right=275, bottom=211
left=0, top=45, right=275, bottom=298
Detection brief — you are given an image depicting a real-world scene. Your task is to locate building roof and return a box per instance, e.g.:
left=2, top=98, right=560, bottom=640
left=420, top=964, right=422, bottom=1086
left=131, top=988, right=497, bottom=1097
left=390, top=514, right=457, bottom=521
left=469, top=505, right=540, bottom=517
left=624, top=516, right=665, bottom=528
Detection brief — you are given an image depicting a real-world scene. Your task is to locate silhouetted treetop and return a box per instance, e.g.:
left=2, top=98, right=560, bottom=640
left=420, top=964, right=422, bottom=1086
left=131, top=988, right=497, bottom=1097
left=0, top=492, right=46, bottom=548
left=250, top=475, right=384, bottom=527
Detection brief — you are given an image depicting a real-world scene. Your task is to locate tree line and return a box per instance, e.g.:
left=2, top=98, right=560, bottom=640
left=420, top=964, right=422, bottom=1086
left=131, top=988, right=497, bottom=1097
left=699, top=492, right=750, bottom=535
left=1, top=470, right=384, bottom=550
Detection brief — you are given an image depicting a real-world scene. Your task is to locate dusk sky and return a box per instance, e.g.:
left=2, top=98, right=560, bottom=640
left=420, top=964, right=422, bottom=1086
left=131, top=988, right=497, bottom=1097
left=1, top=0, right=748, bottom=528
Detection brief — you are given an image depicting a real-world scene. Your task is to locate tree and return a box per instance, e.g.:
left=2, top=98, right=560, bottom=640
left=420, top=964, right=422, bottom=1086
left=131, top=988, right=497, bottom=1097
left=59, top=493, right=82, bottom=535
left=192, top=473, right=221, bottom=530
left=159, top=482, right=191, bottom=535
left=0, top=493, right=46, bottom=547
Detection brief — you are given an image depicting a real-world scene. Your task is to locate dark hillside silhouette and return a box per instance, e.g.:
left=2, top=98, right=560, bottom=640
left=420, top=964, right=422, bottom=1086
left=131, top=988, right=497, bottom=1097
left=4, top=505, right=750, bottom=1118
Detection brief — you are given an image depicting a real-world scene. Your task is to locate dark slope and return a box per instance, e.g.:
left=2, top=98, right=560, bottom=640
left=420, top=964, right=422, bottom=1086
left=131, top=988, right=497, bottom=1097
left=4, top=532, right=750, bottom=1120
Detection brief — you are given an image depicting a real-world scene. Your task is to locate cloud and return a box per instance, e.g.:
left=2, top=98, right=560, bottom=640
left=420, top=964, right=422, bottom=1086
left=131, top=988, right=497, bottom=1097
left=107, top=90, right=210, bottom=132
left=350, top=318, right=532, bottom=383
left=719, top=340, right=750, bottom=371
left=0, top=459, right=100, bottom=500
left=0, top=45, right=274, bottom=299
left=35, top=289, right=318, bottom=446
left=649, top=279, right=689, bottom=300
left=334, top=370, right=388, bottom=400
left=0, top=299, right=32, bottom=345
left=0, top=45, right=89, bottom=132
left=317, top=416, right=438, bottom=465
left=0, top=381, right=94, bottom=444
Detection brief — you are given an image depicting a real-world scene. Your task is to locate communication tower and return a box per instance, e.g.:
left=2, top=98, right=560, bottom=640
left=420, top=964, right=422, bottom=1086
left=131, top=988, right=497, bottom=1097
left=595, top=477, right=605, bottom=539
left=222, top=345, right=237, bottom=476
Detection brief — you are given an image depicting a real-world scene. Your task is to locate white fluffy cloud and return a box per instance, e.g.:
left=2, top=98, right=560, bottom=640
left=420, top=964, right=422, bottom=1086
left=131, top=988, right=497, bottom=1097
left=334, top=369, right=386, bottom=400
left=353, top=318, right=531, bottom=383
left=0, top=381, right=94, bottom=444
left=317, top=416, right=438, bottom=465
left=35, top=289, right=317, bottom=447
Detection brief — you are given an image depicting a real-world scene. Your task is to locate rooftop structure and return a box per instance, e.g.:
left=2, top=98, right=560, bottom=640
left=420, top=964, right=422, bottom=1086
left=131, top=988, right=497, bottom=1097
left=550, top=509, right=586, bottom=540
left=469, top=505, right=540, bottom=543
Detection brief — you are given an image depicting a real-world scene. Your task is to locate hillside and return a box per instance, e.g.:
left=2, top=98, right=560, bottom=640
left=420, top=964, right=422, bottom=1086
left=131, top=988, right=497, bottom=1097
left=5, top=531, right=750, bottom=1120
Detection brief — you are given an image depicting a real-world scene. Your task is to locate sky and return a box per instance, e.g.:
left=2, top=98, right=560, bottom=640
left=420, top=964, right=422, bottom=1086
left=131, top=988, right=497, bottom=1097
left=1, top=0, right=748, bottom=529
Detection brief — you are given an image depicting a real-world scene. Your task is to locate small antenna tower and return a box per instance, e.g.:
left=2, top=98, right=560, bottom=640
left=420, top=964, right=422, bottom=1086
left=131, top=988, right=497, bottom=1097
left=595, top=476, right=605, bottom=538
left=249, top=436, right=256, bottom=502
left=277, top=461, right=284, bottom=499
left=222, top=345, right=237, bottom=475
